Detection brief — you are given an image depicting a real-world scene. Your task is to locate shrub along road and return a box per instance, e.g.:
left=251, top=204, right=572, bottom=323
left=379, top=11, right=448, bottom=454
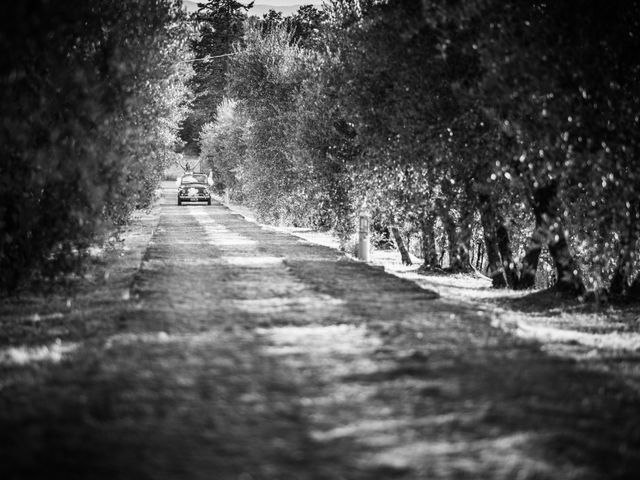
left=1, top=184, right=639, bottom=479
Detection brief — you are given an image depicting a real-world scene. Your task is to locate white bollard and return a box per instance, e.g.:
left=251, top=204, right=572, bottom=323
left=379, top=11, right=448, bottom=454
left=358, top=213, right=370, bottom=262
left=224, top=190, right=230, bottom=206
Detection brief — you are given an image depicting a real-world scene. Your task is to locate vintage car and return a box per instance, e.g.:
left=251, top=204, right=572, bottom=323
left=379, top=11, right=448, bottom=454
left=177, top=173, right=212, bottom=205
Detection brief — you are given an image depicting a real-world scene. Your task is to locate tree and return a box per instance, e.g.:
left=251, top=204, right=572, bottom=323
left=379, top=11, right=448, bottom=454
left=288, top=5, right=328, bottom=49
left=253, top=5, right=328, bottom=49
left=181, top=0, right=251, bottom=153
left=225, top=24, right=314, bottom=223
left=200, top=98, right=248, bottom=197
left=212, top=0, right=640, bottom=298
left=470, top=0, right=640, bottom=295
left=0, top=0, right=191, bottom=291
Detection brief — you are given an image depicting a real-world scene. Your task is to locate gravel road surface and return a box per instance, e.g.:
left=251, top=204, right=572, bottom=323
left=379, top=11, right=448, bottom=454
left=1, top=184, right=639, bottom=479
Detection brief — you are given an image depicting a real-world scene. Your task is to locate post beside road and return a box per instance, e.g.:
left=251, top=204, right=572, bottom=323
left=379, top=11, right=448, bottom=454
left=358, top=213, right=370, bottom=262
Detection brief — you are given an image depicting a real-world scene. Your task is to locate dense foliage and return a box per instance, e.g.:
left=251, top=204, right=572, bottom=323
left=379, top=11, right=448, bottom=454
left=180, top=0, right=251, bottom=153
left=226, top=25, right=317, bottom=224
left=200, top=0, right=639, bottom=299
left=0, top=0, right=191, bottom=291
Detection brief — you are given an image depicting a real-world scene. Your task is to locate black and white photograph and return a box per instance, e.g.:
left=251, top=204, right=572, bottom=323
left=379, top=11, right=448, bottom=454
left=1, top=1, right=640, bottom=478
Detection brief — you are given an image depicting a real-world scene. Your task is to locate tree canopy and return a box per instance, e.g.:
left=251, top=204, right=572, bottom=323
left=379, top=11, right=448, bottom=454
left=199, top=0, right=640, bottom=299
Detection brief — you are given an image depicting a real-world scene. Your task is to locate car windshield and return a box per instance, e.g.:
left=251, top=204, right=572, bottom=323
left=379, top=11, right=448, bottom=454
left=181, top=174, right=207, bottom=185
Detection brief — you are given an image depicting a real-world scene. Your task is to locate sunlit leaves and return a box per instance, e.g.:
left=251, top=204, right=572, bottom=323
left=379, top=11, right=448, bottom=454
left=0, top=0, right=192, bottom=290
left=203, top=0, right=640, bottom=293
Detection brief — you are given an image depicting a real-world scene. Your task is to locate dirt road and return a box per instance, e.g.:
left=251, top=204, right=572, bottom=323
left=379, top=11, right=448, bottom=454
left=1, top=184, right=640, bottom=479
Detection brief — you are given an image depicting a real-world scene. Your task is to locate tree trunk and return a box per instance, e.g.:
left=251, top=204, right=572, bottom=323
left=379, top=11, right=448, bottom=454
left=548, top=231, right=585, bottom=294
left=443, top=212, right=456, bottom=269
left=478, top=196, right=507, bottom=288
left=609, top=204, right=636, bottom=297
left=457, top=193, right=476, bottom=272
left=524, top=182, right=585, bottom=294
left=496, top=220, right=518, bottom=288
left=444, top=205, right=473, bottom=273
left=629, top=273, right=640, bottom=301
left=391, top=226, right=413, bottom=266
left=609, top=250, right=632, bottom=297
left=419, top=214, right=440, bottom=270
left=469, top=237, right=475, bottom=270
left=517, top=220, right=544, bottom=289
left=546, top=229, right=584, bottom=294
left=475, top=241, right=484, bottom=270
left=453, top=205, right=473, bottom=272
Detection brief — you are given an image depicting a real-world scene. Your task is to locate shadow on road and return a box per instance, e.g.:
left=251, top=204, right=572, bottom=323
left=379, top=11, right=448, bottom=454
left=2, top=192, right=640, bottom=479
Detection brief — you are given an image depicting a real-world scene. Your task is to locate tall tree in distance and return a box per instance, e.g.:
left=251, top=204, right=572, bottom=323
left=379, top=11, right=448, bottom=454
left=225, top=24, right=313, bottom=223
left=255, top=5, right=327, bottom=50
left=289, top=5, right=328, bottom=49
left=181, top=0, right=252, bottom=153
